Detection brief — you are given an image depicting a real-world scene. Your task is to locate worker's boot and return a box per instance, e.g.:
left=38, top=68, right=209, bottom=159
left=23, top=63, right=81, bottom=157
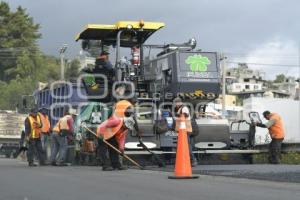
left=57, top=162, right=69, bottom=166
left=191, top=159, right=198, bottom=167
left=28, top=162, right=37, bottom=167
left=102, top=166, right=114, bottom=171
left=114, top=165, right=128, bottom=170
left=39, top=161, right=46, bottom=166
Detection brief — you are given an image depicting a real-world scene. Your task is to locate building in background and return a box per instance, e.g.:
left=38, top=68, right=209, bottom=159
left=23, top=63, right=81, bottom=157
left=226, top=63, right=266, bottom=103
left=273, top=77, right=299, bottom=99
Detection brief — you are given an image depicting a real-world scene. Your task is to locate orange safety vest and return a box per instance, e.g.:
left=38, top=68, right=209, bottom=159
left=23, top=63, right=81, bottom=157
left=38, top=113, right=50, bottom=133
left=52, top=122, right=60, bottom=133
left=175, top=106, right=193, bottom=133
left=97, top=114, right=124, bottom=140
left=59, top=115, right=72, bottom=131
left=97, top=114, right=128, bottom=150
left=268, top=113, right=285, bottom=139
left=28, top=115, right=42, bottom=139
left=97, top=100, right=132, bottom=141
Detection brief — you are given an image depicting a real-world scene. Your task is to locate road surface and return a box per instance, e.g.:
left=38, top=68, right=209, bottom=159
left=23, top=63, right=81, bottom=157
left=0, top=158, right=299, bottom=200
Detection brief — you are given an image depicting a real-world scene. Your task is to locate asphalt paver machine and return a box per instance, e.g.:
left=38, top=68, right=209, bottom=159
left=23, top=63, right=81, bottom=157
left=75, top=21, right=230, bottom=162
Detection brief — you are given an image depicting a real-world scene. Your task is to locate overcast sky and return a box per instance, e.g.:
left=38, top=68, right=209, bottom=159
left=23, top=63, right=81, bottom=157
left=8, top=0, right=300, bottom=79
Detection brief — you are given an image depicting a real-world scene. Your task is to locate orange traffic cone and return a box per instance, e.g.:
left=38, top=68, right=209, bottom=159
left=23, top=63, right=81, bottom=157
left=168, top=114, right=199, bottom=179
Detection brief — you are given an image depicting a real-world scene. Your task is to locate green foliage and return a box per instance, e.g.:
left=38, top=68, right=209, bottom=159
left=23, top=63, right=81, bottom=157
left=0, top=2, right=41, bottom=82
left=0, top=77, right=35, bottom=109
left=65, top=59, right=81, bottom=80
left=253, top=152, right=300, bottom=164
left=274, top=74, right=286, bottom=83
left=0, top=2, right=61, bottom=110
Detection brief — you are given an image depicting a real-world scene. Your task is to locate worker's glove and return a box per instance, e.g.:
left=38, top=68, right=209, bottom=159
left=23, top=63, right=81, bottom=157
left=124, top=117, right=135, bottom=130
left=98, top=134, right=104, bottom=140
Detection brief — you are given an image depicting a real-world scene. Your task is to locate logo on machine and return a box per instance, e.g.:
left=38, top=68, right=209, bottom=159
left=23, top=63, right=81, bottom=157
left=185, top=55, right=211, bottom=72
left=84, top=75, right=99, bottom=90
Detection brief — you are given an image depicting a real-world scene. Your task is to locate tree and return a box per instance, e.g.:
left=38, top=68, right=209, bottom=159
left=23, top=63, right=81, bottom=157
left=0, top=2, right=60, bottom=110
left=274, top=74, right=286, bottom=83
left=65, top=59, right=81, bottom=80
left=0, top=2, right=41, bottom=82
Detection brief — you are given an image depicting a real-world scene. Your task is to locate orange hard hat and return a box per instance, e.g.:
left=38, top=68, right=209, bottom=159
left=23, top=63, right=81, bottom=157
left=114, top=100, right=133, bottom=118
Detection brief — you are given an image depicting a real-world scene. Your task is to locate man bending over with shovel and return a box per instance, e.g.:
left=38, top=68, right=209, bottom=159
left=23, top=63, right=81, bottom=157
left=97, top=99, right=140, bottom=171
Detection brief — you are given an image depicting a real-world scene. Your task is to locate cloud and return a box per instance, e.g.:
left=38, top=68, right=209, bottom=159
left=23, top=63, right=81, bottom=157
left=227, top=37, right=299, bottom=80
left=7, top=0, right=300, bottom=84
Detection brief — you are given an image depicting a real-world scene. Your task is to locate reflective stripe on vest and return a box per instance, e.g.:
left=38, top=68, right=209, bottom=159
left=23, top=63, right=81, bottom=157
left=59, top=115, right=72, bottom=131
left=268, top=113, right=285, bottom=139
left=97, top=114, right=124, bottom=140
left=28, top=116, right=42, bottom=138
left=175, top=107, right=192, bottom=133
left=97, top=100, right=132, bottom=141
left=38, top=113, right=50, bottom=133
left=52, top=122, right=60, bottom=133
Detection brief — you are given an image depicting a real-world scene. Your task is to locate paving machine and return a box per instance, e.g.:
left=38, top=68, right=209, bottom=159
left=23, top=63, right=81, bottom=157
left=74, top=20, right=231, bottom=161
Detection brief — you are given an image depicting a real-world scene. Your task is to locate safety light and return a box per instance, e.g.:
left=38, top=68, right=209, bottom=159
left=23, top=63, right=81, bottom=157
left=127, top=24, right=133, bottom=30
left=139, top=19, right=144, bottom=28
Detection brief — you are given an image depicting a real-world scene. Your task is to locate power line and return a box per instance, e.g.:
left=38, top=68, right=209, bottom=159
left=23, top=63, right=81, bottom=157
left=227, top=61, right=299, bottom=67
left=224, top=52, right=299, bottom=58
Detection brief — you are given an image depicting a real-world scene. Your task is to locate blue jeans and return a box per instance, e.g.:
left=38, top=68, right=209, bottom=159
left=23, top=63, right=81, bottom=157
left=50, top=132, right=68, bottom=163
left=41, top=133, right=50, bottom=160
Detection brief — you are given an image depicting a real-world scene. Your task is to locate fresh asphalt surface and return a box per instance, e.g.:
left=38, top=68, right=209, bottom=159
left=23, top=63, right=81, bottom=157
left=0, top=158, right=300, bottom=200
left=158, top=164, right=300, bottom=183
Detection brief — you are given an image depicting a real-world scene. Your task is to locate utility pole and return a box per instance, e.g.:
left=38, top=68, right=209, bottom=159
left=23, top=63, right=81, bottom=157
left=59, top=44, right=68, bottom=80
left=220, top=53, right=227, bottom=118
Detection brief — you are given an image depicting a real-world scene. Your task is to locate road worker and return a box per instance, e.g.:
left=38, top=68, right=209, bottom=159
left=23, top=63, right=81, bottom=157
left=173, top=97, right=198, bottom=167
left=50, top=109, right=74, bottom=166
left=255, top=111, right=285, bottom=164
left=95, top=51, right=114, bottom=74
left=24, top=108, right=45, bottom=167
left=97, top=98, right=140, bottom=171
left=38, top=108, right=51, bottom=161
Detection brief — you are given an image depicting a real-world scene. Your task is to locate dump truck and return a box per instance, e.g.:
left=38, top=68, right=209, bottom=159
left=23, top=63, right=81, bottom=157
left=0, top=111, right=26, bottom=158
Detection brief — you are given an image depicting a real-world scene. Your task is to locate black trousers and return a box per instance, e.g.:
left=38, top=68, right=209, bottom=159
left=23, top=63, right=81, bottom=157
left=269, top=138, right=283, bottom=164
left=27, top=138, right=45, bottom=164
left=98, top=136, right=121, bottom=168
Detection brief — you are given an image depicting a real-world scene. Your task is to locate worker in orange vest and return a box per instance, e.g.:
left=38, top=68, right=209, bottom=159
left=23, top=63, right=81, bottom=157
left=50, top=109, right=74, bottom=166
left=38, top=108, right=51, bottom=161
left=97, top=98, right=140, bottom=171
left=174, top=97, right=198, bottom=167
left=255, top=111, right=285, bottom=164
left=24, top=108, right=45, bottom=167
